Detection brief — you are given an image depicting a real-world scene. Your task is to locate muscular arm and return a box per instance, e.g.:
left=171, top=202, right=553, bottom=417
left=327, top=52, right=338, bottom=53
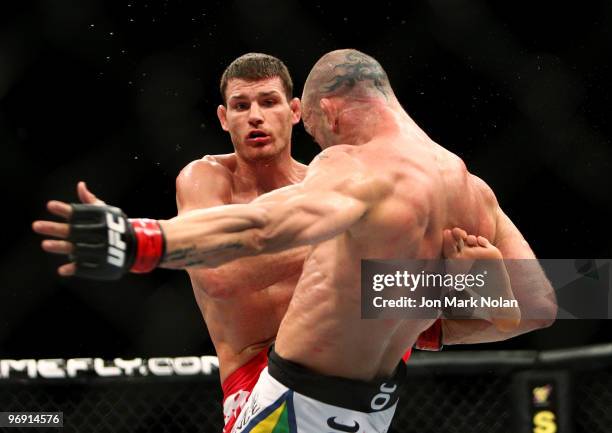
left=491, top=208, right=557, bottom=328
left=176, top=157, right=307, bottom=297
left=443, top=179, right=557, bottom=344
left=160, top=149, right=390, bottom=270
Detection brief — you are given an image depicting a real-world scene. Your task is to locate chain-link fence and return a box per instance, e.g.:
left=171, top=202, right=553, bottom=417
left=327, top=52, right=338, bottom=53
left=0, top=380, right=223, bottom=433
left=1, top=345, right=612, bottom=432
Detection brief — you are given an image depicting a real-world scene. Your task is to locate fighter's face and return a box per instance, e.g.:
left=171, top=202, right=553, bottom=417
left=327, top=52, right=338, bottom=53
left=218, top=77, right=300, bottom=161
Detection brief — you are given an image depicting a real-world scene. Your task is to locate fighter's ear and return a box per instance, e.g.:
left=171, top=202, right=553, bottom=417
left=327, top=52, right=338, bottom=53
left=320, top=98, right=339, bottom=133
left=289, top=97, right=301, bottom=125
left=217, top=105, right=229, bottom=131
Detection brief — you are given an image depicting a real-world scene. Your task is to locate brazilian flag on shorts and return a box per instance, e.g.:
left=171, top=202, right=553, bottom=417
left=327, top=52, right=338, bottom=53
left=242, top=391, right=297, bottom=433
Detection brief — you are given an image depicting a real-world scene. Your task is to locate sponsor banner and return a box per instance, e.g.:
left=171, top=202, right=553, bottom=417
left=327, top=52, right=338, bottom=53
left=0, top=356, right=219, bottom=380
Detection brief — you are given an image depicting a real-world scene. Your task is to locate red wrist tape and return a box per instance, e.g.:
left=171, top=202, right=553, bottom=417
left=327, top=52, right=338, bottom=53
left=414, top=319, right=443, bottom=351
left=129, top=219, right=165, bottom=273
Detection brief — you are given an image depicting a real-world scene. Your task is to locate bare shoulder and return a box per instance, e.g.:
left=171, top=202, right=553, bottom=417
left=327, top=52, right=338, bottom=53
left=177, top=155, right=233, bottom=186
left=307, top=145, right=363, bottom=177
left=176, top=155, right=234, bottom=210
left=310, top=144, right=355, bottom=162
left=204, top=153, right=237, bottom=170
left=307, top=145, right=392, bottom=202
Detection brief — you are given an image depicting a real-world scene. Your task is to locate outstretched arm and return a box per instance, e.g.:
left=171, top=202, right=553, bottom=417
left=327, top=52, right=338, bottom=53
left=491, top=208, right=557, bottom=327
left=160, top=150, right=390, bottom=269
left=33, top=149, right=391, bottom=279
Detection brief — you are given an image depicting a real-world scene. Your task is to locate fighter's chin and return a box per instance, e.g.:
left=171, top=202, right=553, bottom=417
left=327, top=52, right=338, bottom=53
left=246, top=140, right=287, bottom=159
left=242, top=144, right=281, bottom=162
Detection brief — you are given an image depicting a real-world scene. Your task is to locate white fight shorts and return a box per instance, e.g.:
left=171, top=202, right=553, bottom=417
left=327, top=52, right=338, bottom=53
left=230, top=347, right=406, bottom=433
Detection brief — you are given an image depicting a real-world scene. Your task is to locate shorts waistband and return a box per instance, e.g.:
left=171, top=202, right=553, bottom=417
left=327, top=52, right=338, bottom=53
left=267, top=346, right=405, bottom=413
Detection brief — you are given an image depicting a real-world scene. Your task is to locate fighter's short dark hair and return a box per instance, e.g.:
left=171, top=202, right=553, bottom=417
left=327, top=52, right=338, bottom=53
left=220, top=53, right=293, bottom=104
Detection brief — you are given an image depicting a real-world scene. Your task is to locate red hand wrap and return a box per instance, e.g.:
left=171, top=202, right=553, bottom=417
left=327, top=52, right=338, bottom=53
left=414, top=319, right=443, bottom=351
left=129, top=219, right=165, bottom=273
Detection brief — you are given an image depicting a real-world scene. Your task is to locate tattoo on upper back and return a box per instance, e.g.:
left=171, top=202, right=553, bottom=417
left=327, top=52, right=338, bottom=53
left=324, top=52, right=389, bottom=98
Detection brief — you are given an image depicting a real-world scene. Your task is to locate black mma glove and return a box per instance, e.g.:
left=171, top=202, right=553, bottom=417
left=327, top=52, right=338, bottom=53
left=68, top=204, right=165, bottom=280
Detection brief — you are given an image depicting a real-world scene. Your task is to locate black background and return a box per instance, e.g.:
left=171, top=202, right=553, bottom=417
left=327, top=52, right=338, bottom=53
left=2, top=0, right=611, bottom=359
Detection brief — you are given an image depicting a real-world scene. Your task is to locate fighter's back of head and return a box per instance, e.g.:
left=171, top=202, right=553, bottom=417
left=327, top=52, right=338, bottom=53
left=220, top=53, right=294, bottom=104
left=302, top=49, right=396, bottom=112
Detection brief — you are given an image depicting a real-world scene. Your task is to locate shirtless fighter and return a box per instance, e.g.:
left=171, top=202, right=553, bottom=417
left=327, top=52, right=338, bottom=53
left=65, top=53, right=309, bottom=430
left=34, top=53, right=440, bottom=432
left=176, top=53, right=306, bottom=428
left=34, top=50, right=556, bottom=432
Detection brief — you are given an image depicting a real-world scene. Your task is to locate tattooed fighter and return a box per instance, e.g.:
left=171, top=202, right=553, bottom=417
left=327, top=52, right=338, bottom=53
left=34, top=50, right=556, bottom=432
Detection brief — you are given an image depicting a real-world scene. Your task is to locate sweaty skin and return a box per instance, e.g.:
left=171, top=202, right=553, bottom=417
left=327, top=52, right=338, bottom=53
left=175, top=76, right=308, bottom=382
left=155, top=51, right=556, bottom=380
left=33, top=75, right=309, bottom=383
left=157, top=133, right=553, bottom=380
left=177, top=153, right=307, bottom=381
left=33, top=51, right=557, bottom=382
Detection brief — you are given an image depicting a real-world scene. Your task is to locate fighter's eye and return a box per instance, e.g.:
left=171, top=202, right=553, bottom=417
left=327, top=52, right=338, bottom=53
left=234, top=102, right=248, bottom=110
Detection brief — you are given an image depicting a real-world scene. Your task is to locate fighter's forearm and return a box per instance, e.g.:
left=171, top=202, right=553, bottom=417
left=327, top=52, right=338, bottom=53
left=158, top=204, right=271, bottom=269
left=159, top=183, right=371, bottom=271
left=443, top=261, right=556, bottom=345
left=442, top=317, right=553, bottom=345
left=50, top=177, right=369, bottom=279
left=495, top=210, right=558, bottom=330
left=506, top=260, right=557, bottom=322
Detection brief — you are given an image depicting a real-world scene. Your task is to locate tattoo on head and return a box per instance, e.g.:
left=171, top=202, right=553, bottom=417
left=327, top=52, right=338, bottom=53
left=323, top=52, right=389, bottom=98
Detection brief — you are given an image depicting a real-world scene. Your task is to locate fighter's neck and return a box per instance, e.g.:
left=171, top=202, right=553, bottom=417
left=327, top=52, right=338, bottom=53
left=335, top=105, right=429, bottom=148
left=234, top=151, right=304, bottom=193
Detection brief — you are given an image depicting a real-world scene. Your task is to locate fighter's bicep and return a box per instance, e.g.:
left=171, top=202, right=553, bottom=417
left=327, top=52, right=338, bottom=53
left=470, top=174, right=499, bottom=209
left=263, top=189, right=368, bottom=249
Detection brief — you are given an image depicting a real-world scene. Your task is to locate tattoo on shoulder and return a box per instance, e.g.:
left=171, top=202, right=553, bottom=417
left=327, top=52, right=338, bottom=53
left=324, top=52, right=389, bottom=98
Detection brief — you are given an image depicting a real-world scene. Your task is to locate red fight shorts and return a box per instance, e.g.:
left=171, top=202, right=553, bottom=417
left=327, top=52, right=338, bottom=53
left=222, top=349, right=269, bottom=433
